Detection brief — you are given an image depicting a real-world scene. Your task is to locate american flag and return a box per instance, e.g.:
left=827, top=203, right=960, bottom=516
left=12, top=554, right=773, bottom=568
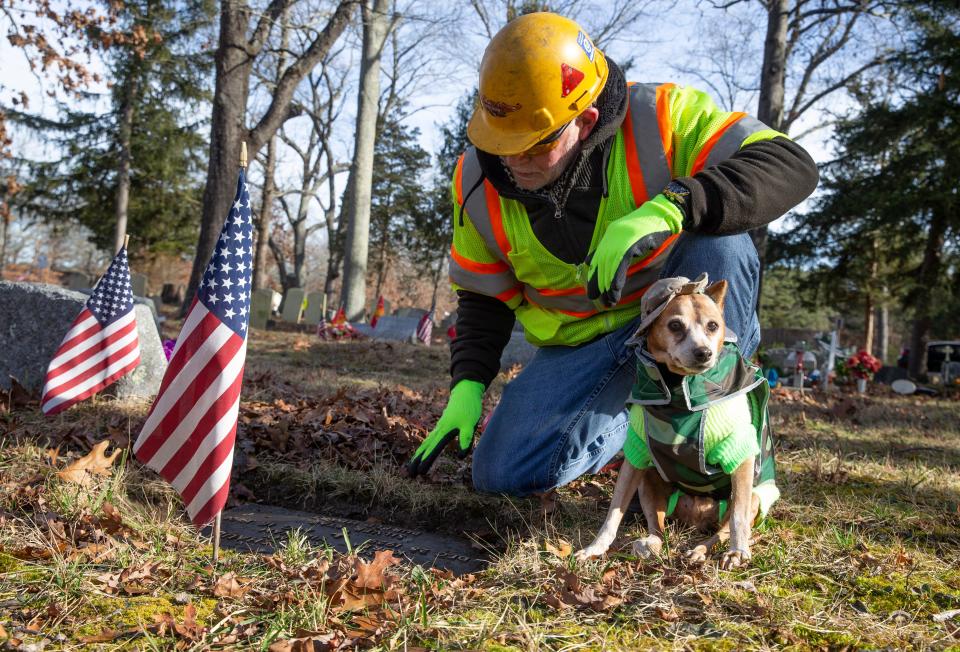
left=416, top=307, right=434, bottom=346
left=40, top=247, right=141, bottom=415
left=133, top=169, right=253, bottom=526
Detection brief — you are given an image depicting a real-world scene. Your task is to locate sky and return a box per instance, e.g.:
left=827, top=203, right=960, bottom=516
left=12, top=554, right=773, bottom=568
left=0, top=0, right=872, bottom=267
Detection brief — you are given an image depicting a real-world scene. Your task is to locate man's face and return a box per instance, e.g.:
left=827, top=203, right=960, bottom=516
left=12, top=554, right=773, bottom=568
left=500, top=108, right=599, bottom=191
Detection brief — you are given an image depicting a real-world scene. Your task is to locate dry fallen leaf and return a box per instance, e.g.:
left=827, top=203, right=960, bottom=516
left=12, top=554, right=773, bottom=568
left=213, top=571, right=252, bottom=598
left=545, top=539, right=573, bottom=559
left=353, top=550, right=400, bottom=590
left=57, top=440, right=121, bottom=485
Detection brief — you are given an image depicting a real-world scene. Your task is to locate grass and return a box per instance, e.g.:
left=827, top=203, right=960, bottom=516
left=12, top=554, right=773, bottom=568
left=0, top=328, right=959, bottom=650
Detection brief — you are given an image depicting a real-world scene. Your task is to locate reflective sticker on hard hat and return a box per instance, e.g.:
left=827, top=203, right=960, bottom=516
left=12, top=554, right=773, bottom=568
left=561, top=63, right=585, bottom=98
left=577, top=31, right=595, bottom=62
left=481, top=95, right=521, bottom=118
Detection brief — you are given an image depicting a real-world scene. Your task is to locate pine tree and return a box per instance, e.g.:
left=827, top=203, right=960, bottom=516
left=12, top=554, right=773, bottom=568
left=776, top=1, right=960, bottom=375
left=13, top=0, right=214, bottom=259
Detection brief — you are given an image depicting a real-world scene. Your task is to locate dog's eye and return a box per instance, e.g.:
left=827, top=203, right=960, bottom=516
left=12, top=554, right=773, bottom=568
left=707, top=321, right=719, bottom=332
left=668, top=320, right=684, bottom=332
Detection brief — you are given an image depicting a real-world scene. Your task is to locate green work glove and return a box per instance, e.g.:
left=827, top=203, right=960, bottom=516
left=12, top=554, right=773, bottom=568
left=406, top=379, right=485, bottom=478
left=586, top=193, right=684, bottom=308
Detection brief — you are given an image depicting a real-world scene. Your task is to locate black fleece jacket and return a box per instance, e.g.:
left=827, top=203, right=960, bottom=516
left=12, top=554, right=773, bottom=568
left=450, top=60, right=819, bottom=389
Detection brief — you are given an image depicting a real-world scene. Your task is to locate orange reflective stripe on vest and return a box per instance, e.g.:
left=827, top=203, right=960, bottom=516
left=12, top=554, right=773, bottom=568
left=702, top=114, right=769, bottom=171
left=691, top=112, right=746, bottom=175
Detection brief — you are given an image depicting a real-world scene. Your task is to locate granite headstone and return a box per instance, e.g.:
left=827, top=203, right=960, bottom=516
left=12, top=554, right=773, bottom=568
left=281, top=288, right=305, bottom=324
left=353, top=315, right=420, bottom=342
left=302, top=291, right=326, bottom=326
left=0, top=282, right=166, bottom=397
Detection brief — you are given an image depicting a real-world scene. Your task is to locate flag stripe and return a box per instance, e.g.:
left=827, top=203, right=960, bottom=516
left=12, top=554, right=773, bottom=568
left=147, top=298, right=211, bottom=403
left=46, top=311, right=132, bottom=370
left=50, top=313, right=100, bottom=358
left=41, top=337, right=141, bottom=410
left=134, top=312, right=235, bottom=458
left=41, top=347, right=142, bottom=415
left=154, top=343, right=246, bottom=480
left=139, top=327, right=243, bottom=464
left=174, top=388, right=241, bottom=501
left=186, top=455, right=234, bottom=526
left=43, top=317, right=138, bottom=389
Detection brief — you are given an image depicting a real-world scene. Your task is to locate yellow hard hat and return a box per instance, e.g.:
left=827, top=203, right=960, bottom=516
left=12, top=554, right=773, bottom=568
left=467, top=12, right=609, bottom=156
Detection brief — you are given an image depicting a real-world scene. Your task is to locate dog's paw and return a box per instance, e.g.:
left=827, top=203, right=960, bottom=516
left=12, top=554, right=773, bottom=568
left=630, top=535, right=663, bottom=559
left=720, top=547, right=752, bottom=570
left=575, top=543, right=610, bottom=561
left=684, top=544, right=710, bottom=564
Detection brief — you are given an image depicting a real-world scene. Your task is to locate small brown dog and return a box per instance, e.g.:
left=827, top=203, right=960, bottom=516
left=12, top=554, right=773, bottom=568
left=577, top=273, right=778, bottom=569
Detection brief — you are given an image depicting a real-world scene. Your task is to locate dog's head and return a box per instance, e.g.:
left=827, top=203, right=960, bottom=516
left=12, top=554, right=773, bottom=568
left=640, top=275, right=728, bottom=376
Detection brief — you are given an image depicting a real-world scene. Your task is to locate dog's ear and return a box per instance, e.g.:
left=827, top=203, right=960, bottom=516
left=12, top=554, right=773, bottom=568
left=705, top=280, right=728, bottom=310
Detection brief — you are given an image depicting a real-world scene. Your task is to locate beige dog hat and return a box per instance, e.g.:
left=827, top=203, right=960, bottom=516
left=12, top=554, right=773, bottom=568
left=635, top=272, right=710, bottom=336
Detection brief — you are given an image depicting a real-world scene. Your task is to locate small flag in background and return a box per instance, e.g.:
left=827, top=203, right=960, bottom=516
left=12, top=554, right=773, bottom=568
left=41, top=247, right=141, bottom=415
left=133, top=168, right=253, bottom=527
left=416, top=307, right=434, bottom=346
left=370, top=295, right=385, bottom=328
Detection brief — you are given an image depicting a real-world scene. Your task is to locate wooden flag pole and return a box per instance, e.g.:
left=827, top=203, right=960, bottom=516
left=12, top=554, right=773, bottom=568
left=240, top=141, right=248, bottom=169
left=122, top=234, right=130, bottom=252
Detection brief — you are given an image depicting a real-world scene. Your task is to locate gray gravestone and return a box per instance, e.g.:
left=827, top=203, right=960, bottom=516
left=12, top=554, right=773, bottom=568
left=210, top=504, right=485, bottom=574
left=500, top=330, right=537, bottom=370
left=302, top=291, right=326, bottom=326
left=130, top=272, right=148, bottom=298
left=249, top=288, right=275, bottom=330
left=395, top=307, right=428, bottom=320
left=353, top=315, right=420, bottom=342
left=0, top=282, right=166, bottom=397
left=281, top=288, right=305, bottom=324
left=63, top=271, right=91, bottom=291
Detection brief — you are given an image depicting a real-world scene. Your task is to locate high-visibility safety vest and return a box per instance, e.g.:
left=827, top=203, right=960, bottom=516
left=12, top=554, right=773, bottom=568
left=449, top=83, right=782, bottom=347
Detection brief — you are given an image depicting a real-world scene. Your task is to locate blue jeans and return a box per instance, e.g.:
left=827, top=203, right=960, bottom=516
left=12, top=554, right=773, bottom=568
left=472, top=232, right=761, bottom=495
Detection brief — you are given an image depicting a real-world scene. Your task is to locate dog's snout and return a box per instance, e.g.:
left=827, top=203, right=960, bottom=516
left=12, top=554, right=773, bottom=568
left=694, top=347, right=713, bottom=363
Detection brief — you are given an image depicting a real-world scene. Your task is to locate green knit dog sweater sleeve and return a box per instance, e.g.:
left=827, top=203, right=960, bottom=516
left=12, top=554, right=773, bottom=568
left=623, top=404, right=654, bottom=469
left=703, top=395, right=761, bottom=474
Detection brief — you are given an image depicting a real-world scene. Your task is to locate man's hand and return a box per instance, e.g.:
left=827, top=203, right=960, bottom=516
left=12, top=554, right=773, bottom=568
left=406, top=379, right=485, bottom=478
left=586, top=193, right=684, bottom=308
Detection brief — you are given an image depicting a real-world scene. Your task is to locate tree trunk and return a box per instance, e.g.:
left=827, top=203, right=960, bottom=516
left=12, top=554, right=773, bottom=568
left=0, top=214, right=8, bottom=272
left=907, top=210, right=947, bottom=378
left=875, top=303, right=888, bottom=363
left=750, top=0, right=789, bottom=308
left=863, top=292, right=874, bottom=354
left=181, top=3, right=253, bottom=315
left=181, top=0, right=354, bottom=316
left=254, top=135, right=278, bottom=290
left=341, top=0, right=391, bottom=321
left=114, top=76, right=138, bottom=254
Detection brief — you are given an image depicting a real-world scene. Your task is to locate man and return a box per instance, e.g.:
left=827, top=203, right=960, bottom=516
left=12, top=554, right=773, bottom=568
left=406, top=13, right=818, bottom=495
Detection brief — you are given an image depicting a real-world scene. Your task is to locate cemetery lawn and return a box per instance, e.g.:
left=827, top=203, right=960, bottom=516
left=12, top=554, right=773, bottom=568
left=1, top=328, right=960, bottom=650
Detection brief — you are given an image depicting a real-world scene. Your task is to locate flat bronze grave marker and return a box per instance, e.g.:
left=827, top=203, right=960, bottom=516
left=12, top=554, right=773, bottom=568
left=211, top=504, right=486, bottom=574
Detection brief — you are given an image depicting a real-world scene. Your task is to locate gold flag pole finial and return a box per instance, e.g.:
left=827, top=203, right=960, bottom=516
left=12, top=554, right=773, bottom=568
left=122, top=235, right=130, bottom=251
left=240, top=141, right=248, bottom=169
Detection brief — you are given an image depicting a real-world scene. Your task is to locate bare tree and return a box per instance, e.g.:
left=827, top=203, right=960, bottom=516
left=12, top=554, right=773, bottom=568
left=181, top=0, right=356, bottom=316
left=252, top=6, right=291, bottom=291
left=268, top=66, right=351, bottom=292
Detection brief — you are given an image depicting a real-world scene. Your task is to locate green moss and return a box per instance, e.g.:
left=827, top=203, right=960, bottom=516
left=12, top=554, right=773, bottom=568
left=852, top=573, right=960, bottom=615
left=0, top=552, right=23, bottom=574
left=73, top=595, right=219, bottom=639
left=793, top=623, right=861, bottom=647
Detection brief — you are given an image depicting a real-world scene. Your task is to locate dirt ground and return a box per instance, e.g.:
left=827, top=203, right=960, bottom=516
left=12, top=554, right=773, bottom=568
left=1, top=328, right=959, bottom=650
